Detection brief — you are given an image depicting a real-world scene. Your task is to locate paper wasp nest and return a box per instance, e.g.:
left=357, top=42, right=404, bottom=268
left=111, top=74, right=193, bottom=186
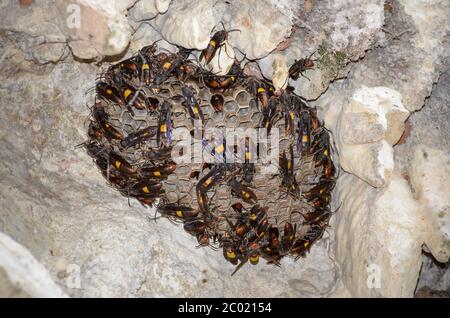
left=85, top=43, right=336, bottom=274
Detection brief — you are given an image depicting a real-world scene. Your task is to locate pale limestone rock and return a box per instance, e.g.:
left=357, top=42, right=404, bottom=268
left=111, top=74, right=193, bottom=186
left=338, top=139, right=394, bottom=188
left=294, top=68, right=336, bottom=101
left=334, top=172, right=423, bottom=297
left=0, top=232, right=68, bottom=298
left=276, top=0, right=384, bottom=100
left=343, top=86, right=409, bottom=145
left=332, top=86, right=408, bottom=187
left=397, top=0, right=449, bottom=112
left=129, top=0, right=171, bottom=21
left=129, top=22, right=178, bottom=56
left=409, top=146, right=450, bottom=263
left=62, top=0, right=133, bottom=59
left=271, top=54, right=289, bottom=93
left=329, top=0, right=384, bottom=57
left=222, top=0, right=293, bottom=60
left=153, top=0, right=215, bottom=50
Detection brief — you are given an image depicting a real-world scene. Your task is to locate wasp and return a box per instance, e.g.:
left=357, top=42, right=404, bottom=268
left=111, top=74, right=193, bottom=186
left=196, top=188, right=209, bottom=213
left=304, top=177, right=335, bottom=202
left=88, top=121, right=104, bottom=141
left=199, top=24, right=240, bottom=64
left=140, top=41, right=159, bottom=58
left=127, top=179, right=163, bottom=198
left=120, top=126, right=158, bottom=149
left=279, top=145, right=300, bottom=198
left=204, top=61, right=242, bottom=90
left=226, top=217, right=250, bottom=239
left=154, top=49, right=191, bottom=85
left=201, top=135, right=233, bottom=164
left=183, top=218, right=207, bottom=236
left=312, top=129, right=334, bottom=174
left=96, top=82, right=126, bottom=106
left=96, top=159, right=129, bottom=189
left=246, top=242, right=261, bottom=265
left=138, top=162, right=177, bottom=179
left=229, top=178, right=257, bottom=205
left=284, top=108, right=297, bottom=137
left=153, top=53, right=176, bottom=85
left=121, top=84, right=148, bottom=113
left=248, top=204, right=268, bottom=225
left=172, top=47, right=197, bottom=81
left=136, top=196, right=155, bottom=208
left=256, top=216, right=269, bottom=239
left=297, top=110, right=311, bottom=155
left=91, top=152, right=129, bottom=190
left=222, top=234, right=239, bottom=265
left=106, top=57, right=139, bottom=81
left=197, top=164, right=226, bottom=192
left=291, top=224, right=325, bottom=258
left=289, top=55, right=315, bottom=81
left=196, top=165, right=226, bottom=210
left=280, top=222, right=296, bottom=254
left=280, top=94, right=297, bottom=137
left=196, top=232, right=210, bottom=247
left=229, top=202, right=244, bottom=214
left=265, top=226, right=280, bottom=252
left=108, top=151, right=136, bottom=176
left=246, top=79, right=273, bottom=110
left=137, top=51, right=152, bottom=86
left=241, top=137, right=255, bottom=184
left=157, top=101, right=173, bottom=147
left=231, top=241, right=261, bottom=276
left=260, top=96, right=278, bottom=134
left=310, top=192, right=331, bottom=209
left=175, top=62, right=197, bottom=81
left=323, top=158, right=336, bottom=179
left=92, top=106, right=124, bottom=141
left=158, top=203, right=199, bottom=220
left=301, top=207, right=332, bottom=225
left=182, top=85, right=204, bottom=123
left=85, top=141, right=106, bottom=160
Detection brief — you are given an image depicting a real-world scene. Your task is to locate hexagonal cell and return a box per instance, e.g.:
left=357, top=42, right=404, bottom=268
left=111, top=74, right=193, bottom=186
left=171, top=94, right=184, bottom=103
left=237, top=106, right=251, bottom=118
left=224, top=101, right=238, bottom=113
left=251, top=111, right=261, bottom=123
left=170, top=82, right=182, bottom=92
left=226, top=115, right=239, bottom=126
left=158, top=88, right=172, bottom=99
left=248, top=98, right=257, bottom=110
left=198, top=87, right=210, bottom=101
left=235, top=90, right=251, bottom=106
left=200, top=104, right=212, bottom=116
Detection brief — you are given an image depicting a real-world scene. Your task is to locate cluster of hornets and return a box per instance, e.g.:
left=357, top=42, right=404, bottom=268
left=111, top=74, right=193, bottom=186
left=84, top=26, right=337, bottom=275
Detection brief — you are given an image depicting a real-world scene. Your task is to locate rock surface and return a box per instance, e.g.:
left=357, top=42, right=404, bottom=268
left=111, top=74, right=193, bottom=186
left=395, top=57, right=450, bottom=267
left=128, top=0, right=171, bottom=22
left=0, top=0, right=449, bottom=298
left=333, top=172, right=424, bottom=297
left=0, top=232, right=68, bottom=298
left=331, top=86, right=409, bottom=188
left=153, top=0, right=216, bottom=50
